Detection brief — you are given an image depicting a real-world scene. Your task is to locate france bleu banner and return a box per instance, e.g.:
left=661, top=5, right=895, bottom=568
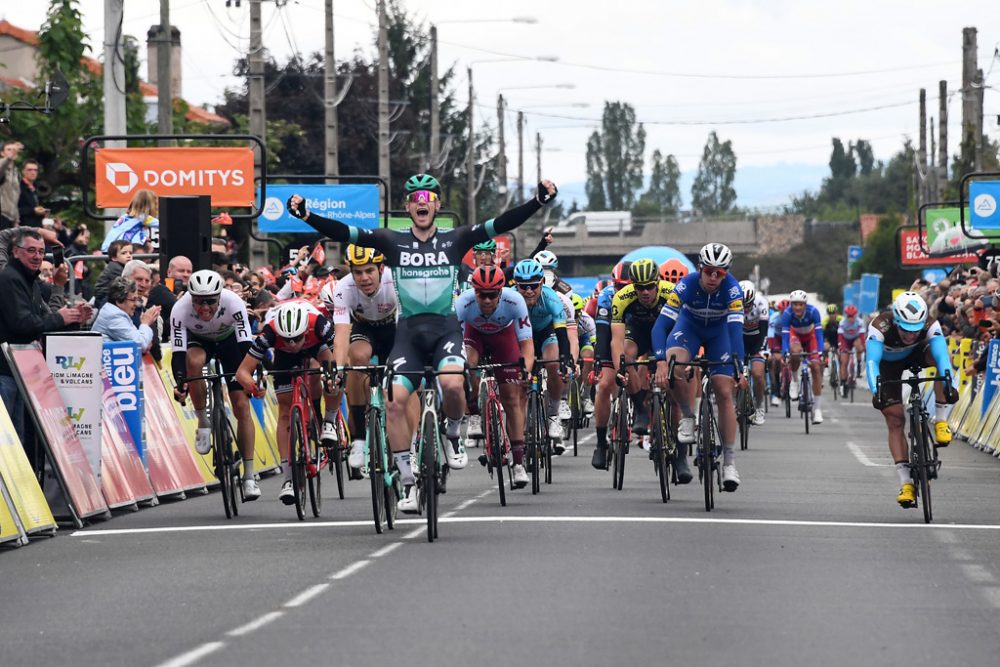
left=102, top=342, right=144, bottom=460
left=858, top=273, right=881, bottom=315
left=257, top=184, right=380, bottom=233
left=982, top=339, right=1000, bottom=417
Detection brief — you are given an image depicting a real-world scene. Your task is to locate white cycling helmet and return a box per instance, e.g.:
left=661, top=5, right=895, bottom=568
left=188, top=270, right=224, bottom=297
left=534, top=249, right=559, bottom=270
left=273, top=301, right=311, bottom=339
left=698, top=243, right=733, bottom=269
left=320, top=279, right=337, bottom=310
left=789, top=289, right=808, bottom=304
left=892, top=291, right=928, bottom=332
left=739, top=280, right=756, bottom=305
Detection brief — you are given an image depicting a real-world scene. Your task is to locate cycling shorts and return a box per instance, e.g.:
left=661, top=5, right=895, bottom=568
left=187, top=333, right=244, bottom=392
left=389, top=314, right=466, bottom=393
left=662, top=313, right=736, bottom=377
left=767, top=336, right=782, bottom=353
left=350, top=319, right=397, bottom=364
left=838, top=334, right=863, bottom=353
left=743, top=333, right=766, bottom=364
left=625, top=324, right=654, bottom=358
left=271, top=346, right=324, bottom=394
left=874, top=343, right=934, bottom=408
left=789, top=329, right=821, bottom=361
left=464, top=323, right=522, bottom=384
left=532, top=324, right=558, bottom=352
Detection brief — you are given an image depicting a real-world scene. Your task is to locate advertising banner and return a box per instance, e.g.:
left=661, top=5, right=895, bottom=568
left=102, top=342, right=144, bottom=459
left=0, top=400, right=56, bottom=537
left=140, top=355, right=208, bottom=495
left=95, top=147, right=254, bottom=208
left=101, top=374, right=156, bottom=506
left=923, top=206, right=992, bottom=255
left=898, top=227, right=979, bottom=267
left=982, top=339, right=1000, bottom=417
left=258, top=184, right=380, bottom=233
left=45, top=333, right=104, bottom=479
left=5, top=344, right=108, bottom=524
left=843, top=282, right=859, bottom=307
left=0, top=482, right=25, bottom=545
left=858, top=274, right=881, bottom=315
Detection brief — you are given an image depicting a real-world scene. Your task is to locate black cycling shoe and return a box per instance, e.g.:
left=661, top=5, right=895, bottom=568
left=478, top=454, right=489, bottom=467
left=632, top=410, right=649, bottom=436
left=673, top=443, right=693, bottom=484
left=591, top=445, right=608, bottom=470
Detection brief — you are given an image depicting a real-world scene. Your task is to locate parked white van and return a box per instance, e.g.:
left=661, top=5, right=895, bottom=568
left=552, top=210, right=633, bottom=234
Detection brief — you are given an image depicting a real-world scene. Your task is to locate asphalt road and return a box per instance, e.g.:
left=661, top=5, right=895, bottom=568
left=4, top=385, right=1000, bottom=667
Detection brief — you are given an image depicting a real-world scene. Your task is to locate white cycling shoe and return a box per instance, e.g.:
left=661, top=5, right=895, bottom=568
left=547, top=415, right=563, bottom=440
left=348, top=439, right=365, bottom=469
left=195, top=427, right=212, bottom=455
left=558, top=400, right=572, bottom=420
left=722, top=464, right=741, bottom=492
left=466, top=415, right=483, bottom=438
left=677, top=417, right=696, bottom=445
left=812, top=408, right=824, bottom=424
left=447, top=439, right=468, bottom=469
left=242, top=478, right=261, bottom=501
left=512, top=464, right=528, bottom=488
left=398, top=484, right=420, bottom=514
left=789, top=383, right=800, bottom=401
left=752, top=409, right=766, bottom=426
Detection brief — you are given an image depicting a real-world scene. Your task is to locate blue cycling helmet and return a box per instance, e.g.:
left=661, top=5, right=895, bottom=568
left=513, top=259, right=545, bottom=282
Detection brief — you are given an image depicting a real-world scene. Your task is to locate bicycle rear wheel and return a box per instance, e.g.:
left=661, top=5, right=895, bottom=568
left=289, top=406, right=307, bottom=521
left=569, top=377, right=580, bottom=457
left=330, top=412, right=347, bottom=499
left=212, top=382, right=236, bottom=519
left=802, top=375, right=811, bottom=435
left=651, top=394, right=671, bottom=503
left=699, top=390, right=715, bottom=512
left=736, top=387, right=750, bottom=451
left=782, top=369, right=792, bottom=418
left=307, top=416, right=322, bottom=518
left=421, top=410, right=438, bottom=542
left=527, top=392, right=542, bottom=495
left=914, top=415, right=933, bottom=523
left=367, top=407, right=386, bottom=533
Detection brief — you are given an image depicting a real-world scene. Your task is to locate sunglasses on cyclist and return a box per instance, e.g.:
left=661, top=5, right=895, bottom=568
left=700, top=267, right=727, bottom=279
left=634, top=282, right=658, bottom=292
left=516, top=281, right=542, bottom=291
left=192, top=297, right=219, bottom=307
left=284, top=333, right=305, bottom=343
left=406, top=190, right=439, bottom=205
left=476, top=290, right=500, bottom=300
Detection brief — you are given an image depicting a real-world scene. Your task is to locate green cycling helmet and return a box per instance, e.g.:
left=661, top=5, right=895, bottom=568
left=404, top=173, right=441, bottom=194
left=473, top=240, right=497, bottom=253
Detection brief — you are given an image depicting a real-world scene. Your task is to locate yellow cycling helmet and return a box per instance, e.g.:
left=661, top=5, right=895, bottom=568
left=629, top=258, right=659, bottom=285
left=345, top=244, right=384, bottom=267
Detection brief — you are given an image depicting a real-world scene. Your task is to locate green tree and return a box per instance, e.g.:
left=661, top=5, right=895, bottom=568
left=636, top=149, right=681, bottom=216
left=690, top=131, right=737, bottom=214
left=583, top=101, right=645, bottom=210
left=854, top=139, right=875, bottom=176
left=829, top=138, right=857, bottom=178
left=851, top=213, right=918, bottom=305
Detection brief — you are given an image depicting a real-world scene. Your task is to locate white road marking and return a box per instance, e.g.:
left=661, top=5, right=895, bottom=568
left=283, top=583, right=330, bottom=608
left=154, top=642, right=225, bottom=667
left=226, top=611, right=284, bottom=637
left=369, top=542, right=402, bottom=558
left=426, top=515, right=1000, bottom=531
left=960, top=563, right=996, bottom=584
left=71, top=520, right=373, bottom=537
left=330, top=560, right=370, bottom=580
left=846, top=441, right=889, bottom=467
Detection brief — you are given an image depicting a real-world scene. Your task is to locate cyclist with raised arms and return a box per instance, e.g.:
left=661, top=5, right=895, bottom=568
left=837, top=304, right=866, bottom=396
left=287, top=174, right=557, bottom=513
left=326, top=244, right=399, bottom=479
left=456, top=265, right=535, bottom=488
left=590, top=261, right=631, bottom=469
left=234, top=300, right=337, bottom=504
left=866, top=292, right=957, bottom=508
left=652, top=243, right=746, bottom=490
left=740, top=280, right=770, bottom=425
left=606, top=258, right=675, bottom=445
left=781, top=290, right=825, bottom=424
left=171, top=270, right=258, bottom=499
left=512, top=258, right=573, bottom=450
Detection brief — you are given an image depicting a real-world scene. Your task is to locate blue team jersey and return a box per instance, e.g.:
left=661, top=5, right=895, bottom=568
left=455, top=287, right=533, bottom=342
left=527, top=285, right=567, bottom=331
left=660, top=272, right=744, bottom=326
left=593, top=284, right=617, bottom=326
left=767, top=309, right=782, bottom=338
left=780, top=304, right=824, bottom=353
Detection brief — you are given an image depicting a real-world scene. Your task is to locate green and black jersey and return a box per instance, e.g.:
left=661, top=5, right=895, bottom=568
left=302, top=199, right=543, bottom=318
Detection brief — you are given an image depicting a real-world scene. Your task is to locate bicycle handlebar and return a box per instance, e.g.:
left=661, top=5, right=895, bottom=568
left=667, top=356, right=739, bottom=389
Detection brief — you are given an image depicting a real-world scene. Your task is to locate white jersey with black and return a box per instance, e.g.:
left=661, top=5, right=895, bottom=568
left=170, top=289, right=253, bottom=349
left=557, top=290, right=577, bottom=330
left=331, top=269, right=398, bottom=326
left=743, top=294, right=770, bottom=332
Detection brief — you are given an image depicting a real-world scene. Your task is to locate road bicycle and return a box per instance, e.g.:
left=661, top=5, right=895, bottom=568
left=828, top=349, right=841, bottom=401
left=878, top=369, right=949, bottom=524
left=735, top=363, right=755, bottom=451
left=607, top=357, right=635, bottom=491
left=525, top=359, right=561, bottom=493
left=469, top=360, right=522, bottom=506
left=181, top=359, right=242, bottom=519
left=337, top=364, right=399, bottom=533
left=668, top=357, right=737, bottom=512
left=787, top=352, right=814, bottom=434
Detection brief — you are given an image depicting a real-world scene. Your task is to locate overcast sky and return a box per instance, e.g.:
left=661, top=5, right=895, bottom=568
left=3, top=0, right=999, bottom=205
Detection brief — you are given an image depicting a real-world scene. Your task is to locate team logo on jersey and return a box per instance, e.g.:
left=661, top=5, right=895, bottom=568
left=518, top=316, right=531, bottom=330
left=399, top=251, right=449, bottom=266
left=675, top=281, right=687, bottom=293
left=728, top=286, right=741, bottom=299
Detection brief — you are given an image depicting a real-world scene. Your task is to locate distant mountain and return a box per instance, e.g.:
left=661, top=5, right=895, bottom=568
left=555, top=162, right=830, bottom=213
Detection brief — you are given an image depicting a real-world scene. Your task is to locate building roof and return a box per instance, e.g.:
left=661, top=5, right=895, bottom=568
left=0, top=19, right=229, bottom=127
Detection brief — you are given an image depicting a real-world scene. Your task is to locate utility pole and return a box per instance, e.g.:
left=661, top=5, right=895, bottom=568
left=929, top=117, right=937, bottom=202
left=103, top=0, right=126, bottom=148
left=156, top=0, right=172, bottom=137
left=466, top=66, right=475, bottom=226
left=429, top=24, right=439, bottom=170
left=517, top=110, right=524, bottom=201
left=535, top=131, right=542, bottom=185
left=248, top=0, right=267, bottom=266
left=918, top=88, right=927, bottom=207
left=939, top=80, right=948, bottom=185
left=324, top=0, right=338, bottom=179
left=976, top=67, right=985, bottom=171
left=496, top=94, right=507, bottom=194
left=962, top=27, right=979, bottom=170
left=377, top=0, right=390, bottom=201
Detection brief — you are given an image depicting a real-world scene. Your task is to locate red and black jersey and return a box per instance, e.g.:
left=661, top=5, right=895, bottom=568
left=249, top=301, right=334, bottom=359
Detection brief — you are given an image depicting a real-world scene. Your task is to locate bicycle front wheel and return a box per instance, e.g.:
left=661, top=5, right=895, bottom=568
left=651, top=394, right=671, bottom=503
left=308, top=417, right=322, bottom=518
left=914, top=416, right=933, bottom=523
left=367, top=407, right=386, bottom=533
left=289, top=407, right=307, bottom=521
left=700, top=391, right=715, bottom=512
left=736, top=388, right=750, bottom=452
left=527, top=392, right=542, bottom=495
left=212, top=382, right=236, bottom=519
left=420, top=410, right=438, bottom=542
left=486, top=397, right=506, bottom=507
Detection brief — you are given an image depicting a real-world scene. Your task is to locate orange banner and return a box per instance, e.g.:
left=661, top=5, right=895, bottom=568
left=95, top=147, right=254, bottom=208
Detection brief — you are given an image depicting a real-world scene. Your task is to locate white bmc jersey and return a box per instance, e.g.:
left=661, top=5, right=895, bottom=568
left=557, top=291, right=577, bottom=330
left=331, top=269, right=398, bottom=326
left=743, top=294, right=770, bottom=332
left=170, top=290, right=253, bottom=348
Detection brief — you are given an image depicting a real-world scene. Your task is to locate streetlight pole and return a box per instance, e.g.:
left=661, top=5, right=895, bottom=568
left=517, top=111, right=524, bottom=201
left=467, top=66, right=475, bottom=226
left=377, top=0, right=390, bottom=200
left=429, top=24, right=439, bottom=169
left=497, top=94, right=507, bottom=194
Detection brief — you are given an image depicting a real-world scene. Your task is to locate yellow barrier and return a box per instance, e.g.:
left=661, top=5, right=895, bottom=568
left=0, top=399, right=56, bottom=540
left=958, top=339, right=973, bottom=389
left=948, top=384, right=973, bottom=433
